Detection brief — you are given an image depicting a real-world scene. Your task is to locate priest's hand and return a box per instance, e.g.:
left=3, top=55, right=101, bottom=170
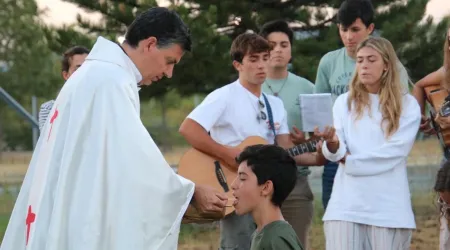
left=192, top=184, right=228, bottom=214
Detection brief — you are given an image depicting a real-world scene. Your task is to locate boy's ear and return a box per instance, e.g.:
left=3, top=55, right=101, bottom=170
left=232, top=60, right=242, bottom=72
left=368, top=23, right=375, bottom=35
left=261, top=180, right=274, bottom=197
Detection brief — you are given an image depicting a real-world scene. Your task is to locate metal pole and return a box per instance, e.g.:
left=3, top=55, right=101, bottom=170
left=0, top=87, right=38, bottom=129
left=194, top=94, right=200, bottom=106
left=32, top=96, right=38, bottom=149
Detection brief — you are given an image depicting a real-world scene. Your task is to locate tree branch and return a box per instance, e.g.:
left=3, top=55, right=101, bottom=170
left=110, top=0, right=142, bottom=9
left=291, top=14, right=336, bottom=31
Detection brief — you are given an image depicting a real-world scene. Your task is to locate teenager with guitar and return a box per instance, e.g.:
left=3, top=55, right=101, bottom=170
left=412, top=26, right=450, bottom=250
left=314, top=0, right=411, bottom=209
left=413, top=27, right=450, bottom=133
left=315, top=37, right=421, bottom=250
left=179, top=33, right=325, bottom=250
left=259, top=20, right=316, bottom=249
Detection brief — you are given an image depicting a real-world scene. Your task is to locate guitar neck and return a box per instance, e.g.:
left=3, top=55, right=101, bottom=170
left=287, top=139, right=320, bottom=157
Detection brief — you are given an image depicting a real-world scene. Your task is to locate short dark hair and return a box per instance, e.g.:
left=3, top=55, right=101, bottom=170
left=230, top=33, right=272, bottom=63
left=236, top=144, right=297, bottom=207
left=62, top=46, right=90, bottom=72
left=259, top=20, right=294, bottom=45
left=125, top=7, right=191, bottom=52
left=337, top=0, right=374, bottom=28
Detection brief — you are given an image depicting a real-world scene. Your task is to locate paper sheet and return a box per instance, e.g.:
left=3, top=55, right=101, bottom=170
left=299, top=93, right=333, bottom=132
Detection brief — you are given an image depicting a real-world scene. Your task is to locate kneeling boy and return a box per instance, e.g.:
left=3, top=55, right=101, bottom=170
left=232, top=144, right=304, bottom=250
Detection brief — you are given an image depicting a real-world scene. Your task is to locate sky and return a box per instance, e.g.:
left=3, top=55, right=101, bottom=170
left=36, top=0, right=450, bottom=27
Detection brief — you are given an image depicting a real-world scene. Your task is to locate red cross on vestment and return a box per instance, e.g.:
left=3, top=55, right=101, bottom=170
left=26, top=205, right=36, bottom=246
left=47, top=108, right=59, bottom=141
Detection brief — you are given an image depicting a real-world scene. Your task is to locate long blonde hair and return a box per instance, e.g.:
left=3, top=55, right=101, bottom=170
left=347, top=37, right=404, bottom=138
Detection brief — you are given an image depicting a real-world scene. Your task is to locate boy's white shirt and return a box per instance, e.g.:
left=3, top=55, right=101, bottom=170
left=187, top=80, right=290, bottom=146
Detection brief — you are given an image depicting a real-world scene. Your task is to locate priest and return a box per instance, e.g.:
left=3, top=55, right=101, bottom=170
left=0, top=7, right=227, bottom=250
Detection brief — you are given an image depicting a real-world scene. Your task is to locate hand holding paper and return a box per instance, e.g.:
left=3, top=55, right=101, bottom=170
left=299, top=93, right=333, bottom=132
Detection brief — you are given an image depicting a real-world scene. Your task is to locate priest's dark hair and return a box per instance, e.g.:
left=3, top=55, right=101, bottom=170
left=62, top=46, right=90, bottom=73
left=236, top=144, right=297, bottom=207
left=337, top=0, right=374, bottom=28
left=259, top=20, right=293, bottom=45
left=124, top=7, right=191, bottom=52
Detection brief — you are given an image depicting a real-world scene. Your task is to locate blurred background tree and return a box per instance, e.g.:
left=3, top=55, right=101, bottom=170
left=1, top=0, right=449, bottom=149
left=0, top=0, right=62, bottom=150
left=61, top=0, right=449, bottom=94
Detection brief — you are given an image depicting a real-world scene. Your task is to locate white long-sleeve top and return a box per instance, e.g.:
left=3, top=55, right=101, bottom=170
left=322, top=92, right=421, bottom=229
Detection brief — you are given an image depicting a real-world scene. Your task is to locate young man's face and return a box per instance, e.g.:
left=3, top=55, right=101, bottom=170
left=62, top=53, right=88, bottom=81
left=338, top=18, right=374, bottom=56
left=231, top=161, right=267, bottom=215
left=266, top=32, right=291, bottom=69
left=233, top=51, right=269, bottom=85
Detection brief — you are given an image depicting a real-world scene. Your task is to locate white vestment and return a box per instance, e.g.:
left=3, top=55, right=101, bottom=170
left=0, top=36, right=195, bottom=250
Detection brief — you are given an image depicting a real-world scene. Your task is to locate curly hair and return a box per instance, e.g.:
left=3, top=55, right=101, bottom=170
left=434, top=161, right=450, bottom=228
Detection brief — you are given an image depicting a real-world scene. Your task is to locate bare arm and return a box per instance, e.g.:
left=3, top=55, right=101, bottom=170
left=276, top=134, right=326, bottom=166
left=412, top=67, right=445, bottom=114
left=444, top=28, right=450, bottom=88
left=179, top=118, right=239, bottom=169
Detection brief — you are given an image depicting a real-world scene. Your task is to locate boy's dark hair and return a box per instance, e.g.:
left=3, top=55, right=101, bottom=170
left=62, top=46, right=90, bottom=72
left=125, top=7, right=191, bottom=52
left=259, top=20, right=294, bottom=45
left=337, top=0, right=374, bottom=28
left=230, top=33, right=272, bottom=63
left=236, top=144, right=297, bottom=207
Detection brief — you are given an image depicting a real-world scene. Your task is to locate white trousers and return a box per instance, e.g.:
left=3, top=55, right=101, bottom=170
left=324, top=220, right=412, bottom=250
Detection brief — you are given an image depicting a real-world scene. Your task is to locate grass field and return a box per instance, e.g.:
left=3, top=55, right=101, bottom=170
left=0, top=138, right=445, bottom=249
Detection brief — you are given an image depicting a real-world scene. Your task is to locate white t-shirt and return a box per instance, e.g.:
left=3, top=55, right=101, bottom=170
left=322, top=92, right=421, bottom=229
left=187, top=80, right=289, bottom=146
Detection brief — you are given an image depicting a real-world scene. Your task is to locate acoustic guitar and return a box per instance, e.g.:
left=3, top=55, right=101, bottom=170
left=177, top=136, right=320, bottom=224
left=424, top=84, right=450, bottom=159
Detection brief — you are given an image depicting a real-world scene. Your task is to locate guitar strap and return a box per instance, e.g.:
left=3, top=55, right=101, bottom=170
left=262, top=93, right=277, bottom=145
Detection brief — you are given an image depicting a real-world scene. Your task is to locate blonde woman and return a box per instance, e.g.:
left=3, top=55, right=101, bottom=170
left=315, top=37, right=421, bottom=250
